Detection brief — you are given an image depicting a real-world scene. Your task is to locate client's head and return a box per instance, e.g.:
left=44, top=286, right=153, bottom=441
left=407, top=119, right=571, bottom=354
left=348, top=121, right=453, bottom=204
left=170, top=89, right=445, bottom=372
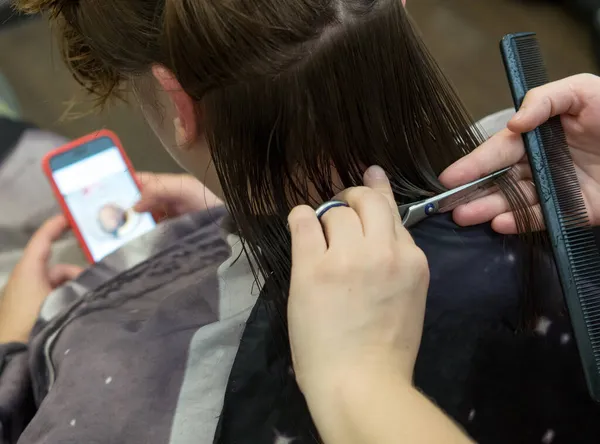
left=17, top=0, right=466, bottom=206
left=16, top=0, right=539, bottom=310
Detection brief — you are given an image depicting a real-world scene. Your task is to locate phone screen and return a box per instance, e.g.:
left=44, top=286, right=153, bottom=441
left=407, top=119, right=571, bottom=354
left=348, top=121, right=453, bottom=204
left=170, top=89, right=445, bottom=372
left=49, top=136, right=156, bottom=262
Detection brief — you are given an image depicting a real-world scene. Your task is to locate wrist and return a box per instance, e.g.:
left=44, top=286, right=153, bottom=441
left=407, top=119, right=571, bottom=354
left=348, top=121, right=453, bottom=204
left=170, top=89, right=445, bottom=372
left=301, top=363, right=417, bottom=444
left=301, top=356, right=414, bottom=408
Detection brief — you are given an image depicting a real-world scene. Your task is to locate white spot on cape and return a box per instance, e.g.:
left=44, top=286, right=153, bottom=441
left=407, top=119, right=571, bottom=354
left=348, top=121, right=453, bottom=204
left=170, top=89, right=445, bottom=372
left=468, top=409, right=476, bottom=422
left=64, top=349, right=70, bottom=355
left=535, top=316, right=552, bottom=336
left=105, top=377, right=113, bottom=385
left=560, top=333, right=571, bottom=345
left=69, top=419, right=76, bottom=427
left=273, top=429, right=296, bottom=444
left=541, top=428, right=555, bottom=443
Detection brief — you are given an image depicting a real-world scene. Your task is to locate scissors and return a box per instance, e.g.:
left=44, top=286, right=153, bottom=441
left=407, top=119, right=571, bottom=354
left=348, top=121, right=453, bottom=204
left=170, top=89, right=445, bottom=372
left=399, top=167, right=511, bottom=228
left=315, top=167, right=511, bottom=228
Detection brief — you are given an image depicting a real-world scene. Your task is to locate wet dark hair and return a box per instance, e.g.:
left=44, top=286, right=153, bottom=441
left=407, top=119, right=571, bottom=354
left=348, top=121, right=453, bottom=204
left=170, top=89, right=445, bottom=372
left=17, top=0, right=544, bottom=327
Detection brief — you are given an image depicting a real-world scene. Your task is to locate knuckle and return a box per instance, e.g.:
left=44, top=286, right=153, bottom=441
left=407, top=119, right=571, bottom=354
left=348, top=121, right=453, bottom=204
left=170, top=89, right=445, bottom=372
left=344, top=186, right=370, bottom=202
left=373, top=246, right=399, bottom=274
left=371, top=190, right=390, bottom=207
left=335, top=253, right=359, bottom=274
left=403, top=247, right=429, bottom=277
left=525, top=86, right=543, bottom=102
left=315, top=254, right=353, bottom=281
left=289, top=205, right=314, bottom=222
left=578, top=73, right=598, bottom=83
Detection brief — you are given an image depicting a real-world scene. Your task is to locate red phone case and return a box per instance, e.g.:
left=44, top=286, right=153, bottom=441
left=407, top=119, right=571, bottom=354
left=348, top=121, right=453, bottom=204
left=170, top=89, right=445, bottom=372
left=42, top=129, right=144, bottom=263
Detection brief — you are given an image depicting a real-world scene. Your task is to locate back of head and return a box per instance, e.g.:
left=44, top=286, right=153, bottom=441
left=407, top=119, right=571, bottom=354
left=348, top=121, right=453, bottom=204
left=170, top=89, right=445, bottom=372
left=17, top=0, right=476, bottom=198
left=17, top=0, right=540, bottom=319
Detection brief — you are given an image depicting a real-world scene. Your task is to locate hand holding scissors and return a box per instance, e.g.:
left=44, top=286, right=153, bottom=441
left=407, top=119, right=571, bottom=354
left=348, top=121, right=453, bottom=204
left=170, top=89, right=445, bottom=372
left=316, top=167, right=511, bottom=228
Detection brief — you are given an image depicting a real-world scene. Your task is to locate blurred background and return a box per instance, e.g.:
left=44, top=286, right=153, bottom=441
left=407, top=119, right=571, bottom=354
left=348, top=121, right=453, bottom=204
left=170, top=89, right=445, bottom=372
left=0, top=0, right=598, bottom=173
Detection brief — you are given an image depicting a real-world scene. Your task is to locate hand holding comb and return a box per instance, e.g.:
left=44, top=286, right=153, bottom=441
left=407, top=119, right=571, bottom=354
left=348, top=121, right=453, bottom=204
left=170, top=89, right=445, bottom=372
left=501, top=32, right=600, bottom=402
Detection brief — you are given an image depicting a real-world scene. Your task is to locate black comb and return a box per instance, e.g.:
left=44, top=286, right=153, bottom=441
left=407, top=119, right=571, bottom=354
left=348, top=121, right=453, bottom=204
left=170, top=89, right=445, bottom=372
left=501, top=32, right=600, bottom=402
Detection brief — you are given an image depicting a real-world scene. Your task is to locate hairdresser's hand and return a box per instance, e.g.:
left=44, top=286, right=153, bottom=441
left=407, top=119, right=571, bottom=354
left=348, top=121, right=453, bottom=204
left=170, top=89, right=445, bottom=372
left=440, top=73, right=600, bottom=234
left=287, top=166, right=430, bottom=397
left=0, top=215, right=83, bottom=344
left=134, top=172, right=223, bottom=220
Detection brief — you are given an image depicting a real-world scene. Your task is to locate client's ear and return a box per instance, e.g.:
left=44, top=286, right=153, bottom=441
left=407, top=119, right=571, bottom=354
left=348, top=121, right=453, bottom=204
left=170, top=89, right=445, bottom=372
left=152, top=65, right=199, bottom=148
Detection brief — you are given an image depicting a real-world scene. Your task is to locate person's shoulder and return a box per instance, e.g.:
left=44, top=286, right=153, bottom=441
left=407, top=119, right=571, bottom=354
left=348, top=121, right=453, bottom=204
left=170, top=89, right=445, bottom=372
left=411, top=213, right=523, bottom=321
left=410, top=212, right=504, bottom=248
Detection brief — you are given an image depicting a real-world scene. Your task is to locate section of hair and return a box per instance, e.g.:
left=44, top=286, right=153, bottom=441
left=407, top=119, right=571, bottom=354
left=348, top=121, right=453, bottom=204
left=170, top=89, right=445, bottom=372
left=201, top=1, right=545, bottom=326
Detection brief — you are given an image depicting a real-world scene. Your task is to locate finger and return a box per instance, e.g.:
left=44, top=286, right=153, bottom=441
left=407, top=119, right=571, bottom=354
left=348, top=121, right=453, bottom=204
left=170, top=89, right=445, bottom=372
left=48, top=264, right=84, bottom=288
left=134, top=173, right=221, bottom=215
left=363, top=165, right=403, bottom=229
left=135, top=171, right=155, bottom=189
left=491, top=204, right=545, bottom=235
left=453, top=180, right=538, bottom=227
left=289, top=205, right=327, bottom=266
left=133, top=172, right=176, bottom=212
left=507, top=161, right=533, bottom=181
left=335, top=186, right=397, bottom=243
left=363, top=166, right=398, bottom=213
left=439, top=128, right=526, bottom=189
left=319, top=205, right=363, bottom=248
left=508, top=75, right=591, bottom=133
left=133, top=195, right=164, bottom=214
left=23, top=215, right=71, bottom=267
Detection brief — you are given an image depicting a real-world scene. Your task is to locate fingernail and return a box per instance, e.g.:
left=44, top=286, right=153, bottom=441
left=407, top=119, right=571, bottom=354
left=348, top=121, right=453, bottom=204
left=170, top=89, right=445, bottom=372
left=365, top=165, right=387, bottom=180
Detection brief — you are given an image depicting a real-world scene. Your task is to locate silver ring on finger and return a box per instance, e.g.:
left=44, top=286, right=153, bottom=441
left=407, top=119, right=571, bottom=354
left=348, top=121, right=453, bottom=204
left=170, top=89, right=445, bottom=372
left=315, top=200, right=349, bottom=221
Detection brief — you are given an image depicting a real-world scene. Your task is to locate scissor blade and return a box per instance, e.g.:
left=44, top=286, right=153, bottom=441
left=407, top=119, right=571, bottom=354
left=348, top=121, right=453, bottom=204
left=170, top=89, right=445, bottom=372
left=398, top=167, right=511, bottom=228
left=436, top=167, right=511, bottom=213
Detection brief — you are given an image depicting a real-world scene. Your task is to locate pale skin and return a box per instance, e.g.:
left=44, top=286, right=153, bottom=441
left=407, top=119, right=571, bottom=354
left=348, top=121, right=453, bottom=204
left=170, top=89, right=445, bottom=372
left=2, top=69, right=600, bottom=441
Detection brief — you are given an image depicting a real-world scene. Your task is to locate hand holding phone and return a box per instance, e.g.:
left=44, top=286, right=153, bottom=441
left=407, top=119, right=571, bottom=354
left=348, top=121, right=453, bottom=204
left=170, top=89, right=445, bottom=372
left=43, top=130, right=156, bottom=263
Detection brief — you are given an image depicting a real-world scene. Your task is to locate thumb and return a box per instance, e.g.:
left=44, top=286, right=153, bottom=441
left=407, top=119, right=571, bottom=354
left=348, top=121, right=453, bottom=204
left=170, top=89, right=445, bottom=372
left=23, top=215, right=71, bottom=270
left=133, top=172, right=171, bottom=213
left=48, top=264, right=84, bottom=289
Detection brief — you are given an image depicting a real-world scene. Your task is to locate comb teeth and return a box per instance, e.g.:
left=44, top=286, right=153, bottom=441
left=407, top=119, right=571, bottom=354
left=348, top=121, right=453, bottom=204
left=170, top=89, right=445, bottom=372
left=514, top=35, right=549, bottom=89
left=501, top=33, right=600, bottom=401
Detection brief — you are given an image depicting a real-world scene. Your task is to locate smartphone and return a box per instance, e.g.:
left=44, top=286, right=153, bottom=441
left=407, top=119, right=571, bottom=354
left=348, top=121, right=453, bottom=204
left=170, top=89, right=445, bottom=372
left=43, top=130, right=156, bottom=263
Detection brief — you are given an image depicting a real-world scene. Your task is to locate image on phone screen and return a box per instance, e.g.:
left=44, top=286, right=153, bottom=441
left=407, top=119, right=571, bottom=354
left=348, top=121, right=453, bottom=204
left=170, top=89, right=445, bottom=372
left=49, top=136, right=156, bottom=262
